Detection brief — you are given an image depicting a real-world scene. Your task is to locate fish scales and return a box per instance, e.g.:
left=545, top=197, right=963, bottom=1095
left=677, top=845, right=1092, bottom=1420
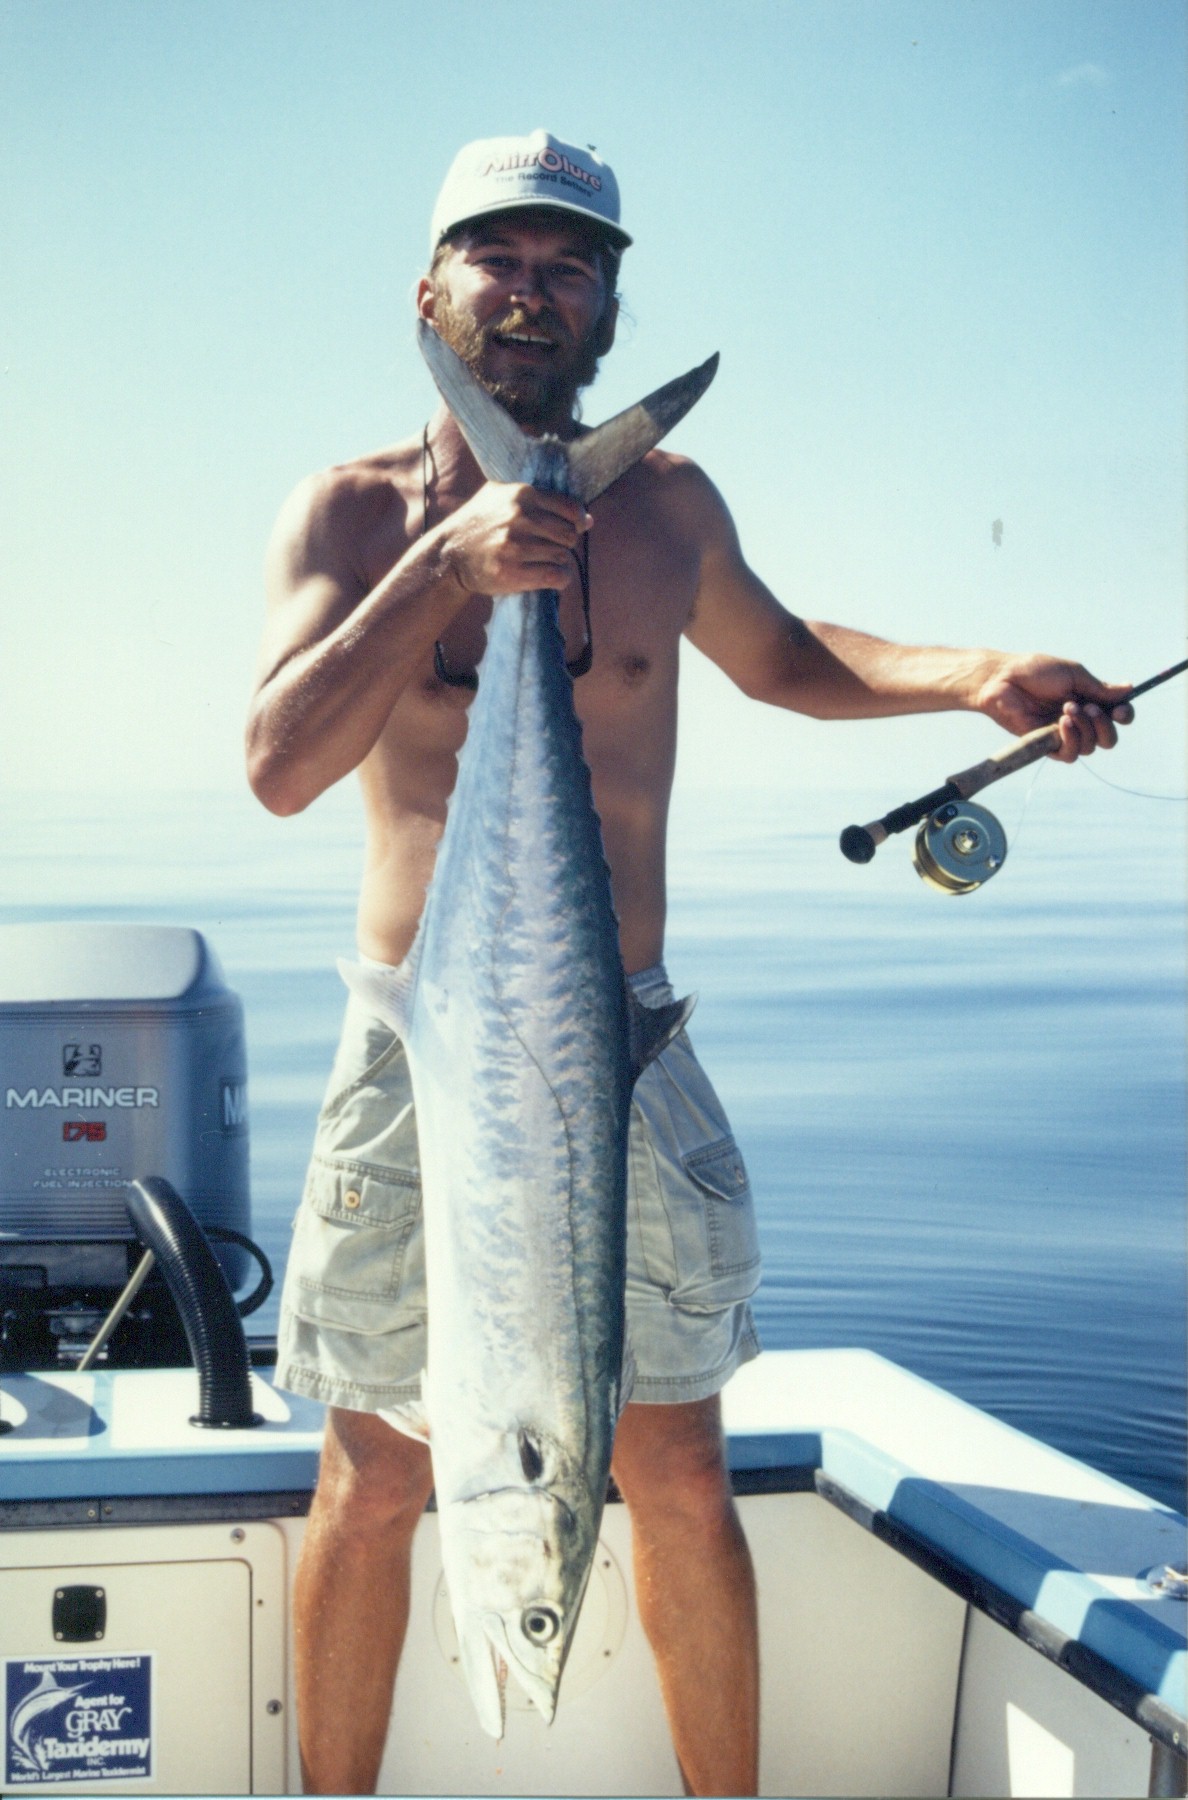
left=346, top=577, right=632, bottom=1733
left=420, top=585, right=629, bottom=1452
left=341, top=323, right=715, bottom=1736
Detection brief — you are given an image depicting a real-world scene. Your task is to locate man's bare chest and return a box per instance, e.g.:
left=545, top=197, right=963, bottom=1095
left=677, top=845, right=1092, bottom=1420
left=360, top=475, right=698, bottom=705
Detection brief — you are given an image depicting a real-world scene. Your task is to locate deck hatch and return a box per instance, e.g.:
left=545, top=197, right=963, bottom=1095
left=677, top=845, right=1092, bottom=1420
left=51, top=1585, right=105, bottom=1642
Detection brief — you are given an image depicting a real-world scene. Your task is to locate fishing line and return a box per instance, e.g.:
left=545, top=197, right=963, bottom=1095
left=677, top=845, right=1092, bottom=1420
left=1074, top=652, right=1188, bottom=801
left=991, top=754, right=1183, bottom=880
left=1075, top=762, right=1187, bottom=803
left=1003, top=756, right=1048, bottom=859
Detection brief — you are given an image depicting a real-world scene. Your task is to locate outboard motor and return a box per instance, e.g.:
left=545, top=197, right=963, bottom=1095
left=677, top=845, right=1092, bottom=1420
left=0, top=922, right=254, bottom=1370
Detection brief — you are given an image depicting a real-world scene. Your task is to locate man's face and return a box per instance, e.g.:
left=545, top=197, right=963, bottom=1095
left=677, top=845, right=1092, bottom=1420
left=419, top=212, right=618, bottom=431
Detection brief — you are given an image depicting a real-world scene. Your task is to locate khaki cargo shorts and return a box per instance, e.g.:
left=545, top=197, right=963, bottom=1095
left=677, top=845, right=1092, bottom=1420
left=274, top=964, right=762, bottom=1414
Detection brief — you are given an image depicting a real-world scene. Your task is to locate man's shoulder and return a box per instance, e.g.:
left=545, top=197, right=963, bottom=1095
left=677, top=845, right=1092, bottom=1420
left=270, top=437, right=422, bottom=562
left=637, top=445, right=712, bottom=490
left=614, top=447, right=730, bottom=540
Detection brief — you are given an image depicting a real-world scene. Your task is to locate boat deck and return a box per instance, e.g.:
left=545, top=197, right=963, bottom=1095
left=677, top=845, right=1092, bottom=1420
left=2, top=1348, right=1184, bottom=1795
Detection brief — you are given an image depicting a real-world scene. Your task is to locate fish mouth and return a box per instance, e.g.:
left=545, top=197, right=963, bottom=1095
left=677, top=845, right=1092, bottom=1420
left=445, top=1482, right=586, bottom=1736
left=457, top=1614, right=511, bottom=1739
left=457, top=1611, right=563, bottom=1737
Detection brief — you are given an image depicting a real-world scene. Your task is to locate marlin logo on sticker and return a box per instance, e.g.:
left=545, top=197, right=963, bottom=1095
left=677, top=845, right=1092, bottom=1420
left=5, top=1656, right=152, bottom=1785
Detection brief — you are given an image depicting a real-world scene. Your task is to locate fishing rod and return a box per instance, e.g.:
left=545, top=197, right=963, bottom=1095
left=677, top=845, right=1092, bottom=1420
left=839, top=656, right=1188, bottom=894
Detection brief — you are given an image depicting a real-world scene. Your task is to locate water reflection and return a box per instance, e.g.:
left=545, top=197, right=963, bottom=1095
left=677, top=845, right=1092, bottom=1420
left=4, top=779, right=1184, bottom=1508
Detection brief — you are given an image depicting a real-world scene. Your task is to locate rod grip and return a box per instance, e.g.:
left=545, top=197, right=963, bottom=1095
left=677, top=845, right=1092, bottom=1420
left=949, top=721, right=1063, bottom=798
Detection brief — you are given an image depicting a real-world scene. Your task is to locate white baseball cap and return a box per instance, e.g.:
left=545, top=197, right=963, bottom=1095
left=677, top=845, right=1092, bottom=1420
left=430, top=129, right=631, bottom=254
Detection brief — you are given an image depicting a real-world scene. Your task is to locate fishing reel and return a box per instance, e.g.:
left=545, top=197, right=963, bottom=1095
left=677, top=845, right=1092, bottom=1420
left=840, top=656, right=1187, bottom=892
left=911, top=800, right=1007, bottom=895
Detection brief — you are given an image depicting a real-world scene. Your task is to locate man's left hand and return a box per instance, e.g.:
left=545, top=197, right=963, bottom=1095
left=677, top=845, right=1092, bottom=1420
left=974, top=655, right=1135, bottom=763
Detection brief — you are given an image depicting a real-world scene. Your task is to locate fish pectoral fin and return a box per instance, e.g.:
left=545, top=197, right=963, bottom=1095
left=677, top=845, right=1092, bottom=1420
left=338, top=955, right=418, bottom=1040
left=418, top=322, right=534, bottom=484
left=627, top=987, right=697, bottom=1083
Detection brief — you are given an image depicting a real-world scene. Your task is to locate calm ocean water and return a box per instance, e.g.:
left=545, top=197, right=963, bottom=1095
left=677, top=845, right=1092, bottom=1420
left=4, top=772, right=1185, bottom=1511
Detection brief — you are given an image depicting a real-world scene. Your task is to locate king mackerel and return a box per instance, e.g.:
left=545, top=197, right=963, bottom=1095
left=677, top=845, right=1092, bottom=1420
left=341, top=323, right=713, bottom=1735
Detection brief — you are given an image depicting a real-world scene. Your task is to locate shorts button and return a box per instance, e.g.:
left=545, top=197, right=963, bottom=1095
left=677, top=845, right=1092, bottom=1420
left=343, top=1189, right=362, bottom=1210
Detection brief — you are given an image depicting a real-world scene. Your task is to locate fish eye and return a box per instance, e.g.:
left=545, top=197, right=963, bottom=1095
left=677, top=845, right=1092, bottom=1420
left=521, top=1605, right=560, bottom=1644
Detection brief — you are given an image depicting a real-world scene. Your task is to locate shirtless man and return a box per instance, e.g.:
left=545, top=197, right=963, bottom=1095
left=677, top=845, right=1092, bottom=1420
left=246, top=132, right=1131, bottom=1796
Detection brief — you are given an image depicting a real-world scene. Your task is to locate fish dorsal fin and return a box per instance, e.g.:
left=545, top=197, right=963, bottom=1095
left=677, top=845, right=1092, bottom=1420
left=337, top=951, right=420, bottom=1041
left=418, top=320, right=533, bottom=483
left=566, top=354, right=719, bottom=504
left=627, top=987, right=697, bottom=1084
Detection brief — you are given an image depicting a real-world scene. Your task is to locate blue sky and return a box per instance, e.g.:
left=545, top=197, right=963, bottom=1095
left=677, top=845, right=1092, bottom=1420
left=2, top=0, right=1184, bottom=800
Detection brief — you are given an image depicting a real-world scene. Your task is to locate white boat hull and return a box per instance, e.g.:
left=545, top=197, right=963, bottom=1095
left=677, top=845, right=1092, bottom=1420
left=0, top=1350, right=1182, bottom=1797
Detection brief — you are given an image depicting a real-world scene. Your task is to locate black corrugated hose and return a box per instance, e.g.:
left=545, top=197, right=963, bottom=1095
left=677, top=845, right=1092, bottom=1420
left=125, top=1177, right=262, bottom=1429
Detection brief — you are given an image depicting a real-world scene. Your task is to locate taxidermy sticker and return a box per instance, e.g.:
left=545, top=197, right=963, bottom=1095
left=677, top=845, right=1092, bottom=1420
left=5, top=1655, right=152, bottom=1784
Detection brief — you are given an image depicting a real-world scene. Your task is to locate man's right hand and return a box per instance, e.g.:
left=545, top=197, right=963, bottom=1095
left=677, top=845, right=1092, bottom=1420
left=247, top=466, right=593, bottom=818
left=442, top=483, right=592, bottom=597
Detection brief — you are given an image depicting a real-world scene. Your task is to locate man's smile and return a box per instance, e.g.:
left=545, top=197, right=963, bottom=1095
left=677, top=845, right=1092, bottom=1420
left=488, top=325, right=564, bottom=360
left=426, top=239, right=613, bottom=428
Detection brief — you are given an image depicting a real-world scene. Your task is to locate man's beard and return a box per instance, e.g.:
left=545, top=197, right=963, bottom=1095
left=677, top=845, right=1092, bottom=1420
left=431, top=296, right=607, bottom=431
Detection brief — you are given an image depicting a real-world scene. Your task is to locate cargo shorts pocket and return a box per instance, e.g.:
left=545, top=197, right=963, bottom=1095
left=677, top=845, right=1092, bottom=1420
left=287, top=1155, right=426, bottom=1336
left=629, top=1032, right=762, bottom=1312
left=317, top=1000, right=415, bottom=1141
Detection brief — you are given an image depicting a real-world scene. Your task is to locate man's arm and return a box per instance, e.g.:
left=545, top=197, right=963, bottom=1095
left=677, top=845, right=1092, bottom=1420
left=245, top=461, right=591, bottom=815
left=679, top=466, right=1133, bottom=760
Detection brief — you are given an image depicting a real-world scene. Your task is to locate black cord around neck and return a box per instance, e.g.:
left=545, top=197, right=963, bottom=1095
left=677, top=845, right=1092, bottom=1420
left=422, top=423, right=592, bottom=690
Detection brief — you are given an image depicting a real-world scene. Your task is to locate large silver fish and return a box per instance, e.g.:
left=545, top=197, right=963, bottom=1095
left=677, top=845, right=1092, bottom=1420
left=343, top=323, right=717, bottom=1737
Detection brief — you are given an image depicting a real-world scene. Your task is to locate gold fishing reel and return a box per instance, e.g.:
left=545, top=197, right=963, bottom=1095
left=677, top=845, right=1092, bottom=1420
left=913, top=800, right=1008, bottom=894
left=842, top=657, right=1188, bottom=888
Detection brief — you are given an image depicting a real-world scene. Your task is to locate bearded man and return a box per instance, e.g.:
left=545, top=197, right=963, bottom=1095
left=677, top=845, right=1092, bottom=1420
left=246, top=130, right=1130, bottom=1796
